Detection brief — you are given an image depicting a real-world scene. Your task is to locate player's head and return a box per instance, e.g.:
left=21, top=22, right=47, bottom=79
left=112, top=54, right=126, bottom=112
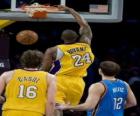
left=20, top=50, right=44, bottom=68
left=61, top=29, right=79, bottom=43
left=99, top=61, right=120, bottom=77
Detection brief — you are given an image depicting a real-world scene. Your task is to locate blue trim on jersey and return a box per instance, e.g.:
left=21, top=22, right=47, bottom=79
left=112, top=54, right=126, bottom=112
left=92, top=82, right=107, bottom=116
left=50, top=60, right=61, bottom=74
left=93, top=79, right=128, bottom=116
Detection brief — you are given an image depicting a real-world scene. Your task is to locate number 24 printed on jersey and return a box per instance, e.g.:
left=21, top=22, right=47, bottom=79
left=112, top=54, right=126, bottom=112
left=72, top=53, right=92, bottom=67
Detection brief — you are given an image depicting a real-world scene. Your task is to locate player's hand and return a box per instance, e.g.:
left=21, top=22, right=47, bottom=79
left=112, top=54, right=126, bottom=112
left=55, top=102, right=71, bottom=110
left=55, top=104, right=69, bottom=110
left=0, top=96, right=5, bottom=104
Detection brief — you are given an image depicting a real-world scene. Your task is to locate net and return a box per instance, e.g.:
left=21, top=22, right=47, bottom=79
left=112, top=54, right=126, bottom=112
left=21, top=3, right=61, bottom=18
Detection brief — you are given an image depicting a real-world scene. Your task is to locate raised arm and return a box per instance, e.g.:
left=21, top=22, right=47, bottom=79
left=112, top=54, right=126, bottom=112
left=58, top=5, right=93, bottom=45
left=46, top=73, right=56, bottom=116
left=125, top=83, right=137, bottom=108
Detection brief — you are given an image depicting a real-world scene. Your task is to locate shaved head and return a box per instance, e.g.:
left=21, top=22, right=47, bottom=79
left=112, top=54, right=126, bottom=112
left=61, top=29, right=79, bottom=43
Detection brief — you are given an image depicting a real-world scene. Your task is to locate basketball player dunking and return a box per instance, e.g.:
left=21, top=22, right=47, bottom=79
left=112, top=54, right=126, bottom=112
left=41, top=5, right=94, bottom=116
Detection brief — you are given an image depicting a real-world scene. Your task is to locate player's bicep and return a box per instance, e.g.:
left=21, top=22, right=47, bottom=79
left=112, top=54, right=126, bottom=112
left=41, top=47, right=57, bottom=71
left=84, top=86, right=96, bottom=109
left=85, top=83, right=104, bottom=109
left=46, top=74, right=56, bottom=115
left=126, top=84, right=137, bottom=108
left=47, top=74, right=56, bottom=103
left=79, top=26, right=93, bottom=45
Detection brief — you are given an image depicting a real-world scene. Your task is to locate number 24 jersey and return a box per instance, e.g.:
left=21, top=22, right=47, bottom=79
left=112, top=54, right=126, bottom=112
left=56, top=43, right=95, bottom=77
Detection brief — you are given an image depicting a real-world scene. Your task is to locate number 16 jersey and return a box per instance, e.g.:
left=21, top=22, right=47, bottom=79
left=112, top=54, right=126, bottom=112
left=55, top=43, right=95, bottom=77
left=2, top=69, right=48, bottom=115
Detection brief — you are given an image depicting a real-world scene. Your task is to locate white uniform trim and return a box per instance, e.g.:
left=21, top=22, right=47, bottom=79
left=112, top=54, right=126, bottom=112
left=56, top=48, right=63, bottom=60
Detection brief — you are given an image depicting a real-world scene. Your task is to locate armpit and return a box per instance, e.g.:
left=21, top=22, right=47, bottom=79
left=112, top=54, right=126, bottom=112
left=56, top=48, right=63, bottom=60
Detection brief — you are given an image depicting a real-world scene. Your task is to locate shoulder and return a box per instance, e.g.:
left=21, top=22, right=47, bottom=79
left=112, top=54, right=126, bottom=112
left=45, top=46, right=57, bottom=53
left=123, top=81, right=130, bottom=89
left=0, top=70, right=14, bottom=83
left=44, top=46, right=58, bottom=60
left=89, top=83, right=105, bottom=94
left=118, top=79, right=129, bottom=87
left=0, top=70, right=14, bottom=78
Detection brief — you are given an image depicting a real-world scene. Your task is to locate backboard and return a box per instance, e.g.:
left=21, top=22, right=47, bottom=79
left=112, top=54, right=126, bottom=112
left=0, top=0, right=123, bottom=23
left=11, top=0, right=65, bottom=11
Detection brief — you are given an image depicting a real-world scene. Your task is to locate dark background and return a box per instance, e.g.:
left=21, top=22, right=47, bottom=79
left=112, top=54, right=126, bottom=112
left=0, top=0, right=140, bottom=115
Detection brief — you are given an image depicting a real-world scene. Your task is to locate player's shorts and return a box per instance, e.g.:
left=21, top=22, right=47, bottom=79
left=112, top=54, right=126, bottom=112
left=55, top=75, right=85, bottom=106
left=2, top=110, right=43, bottom=116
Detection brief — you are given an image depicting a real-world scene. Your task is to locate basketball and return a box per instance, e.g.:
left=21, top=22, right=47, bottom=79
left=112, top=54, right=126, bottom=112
left=16, top=30, right=38, bottom=45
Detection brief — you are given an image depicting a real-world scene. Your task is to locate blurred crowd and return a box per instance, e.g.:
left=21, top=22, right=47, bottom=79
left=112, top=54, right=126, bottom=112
left=1, top=23, right=140, bottom=115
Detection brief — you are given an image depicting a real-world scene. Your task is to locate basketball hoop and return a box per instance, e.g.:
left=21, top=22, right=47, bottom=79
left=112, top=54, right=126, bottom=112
left=21, top=3, right=62, bottom=18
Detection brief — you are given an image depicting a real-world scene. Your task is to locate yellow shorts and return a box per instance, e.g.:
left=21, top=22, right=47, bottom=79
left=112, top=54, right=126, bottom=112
left=55, top=75, right=85, bottom=106
left=2, top=110, right=43, bottom=116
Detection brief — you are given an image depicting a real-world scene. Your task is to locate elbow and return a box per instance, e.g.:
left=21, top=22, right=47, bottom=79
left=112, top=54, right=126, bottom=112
left=129, top=102, right=137, bottom=108
left=127, top=100, right=137, bottom=108
left=49, top=101, right=55, bottom=107
left=132, top=100, right=137, bottom=107
left=47, top=100, right=55, bottom=109
left=132, top=98, right=137, bottom=107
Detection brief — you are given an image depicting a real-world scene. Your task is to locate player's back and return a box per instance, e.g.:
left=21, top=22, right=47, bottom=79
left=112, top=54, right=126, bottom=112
left=2, top=69, right=48, bottom=115
left=93, top=79, right=128, bottom=116
left=55, top=43, right=94, bottom=77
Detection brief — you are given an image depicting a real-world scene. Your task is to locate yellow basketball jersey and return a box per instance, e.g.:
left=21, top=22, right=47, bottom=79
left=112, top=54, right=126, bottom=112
left=56, top=43, right=95, bottom=77
left=2, top=69, right=48, bottom=115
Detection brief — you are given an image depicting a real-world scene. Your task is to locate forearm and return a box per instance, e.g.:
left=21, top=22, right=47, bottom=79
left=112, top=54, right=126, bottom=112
left=67, top=8, right=92, bottom=40
left=65, top=7, right=87, bottom=27
left=67, top=8, right=92, bottom=37
left=67, top=103, right=92, bottom=111
left=46, top=103, right=55, bottom=116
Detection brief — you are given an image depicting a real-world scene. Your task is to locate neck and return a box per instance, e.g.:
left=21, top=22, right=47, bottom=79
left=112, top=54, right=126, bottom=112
left=23, top=68, right=39, bottom=71
left=64, top=41, right=76, bottom=44
left=102, top=76, right=116, bottom=80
